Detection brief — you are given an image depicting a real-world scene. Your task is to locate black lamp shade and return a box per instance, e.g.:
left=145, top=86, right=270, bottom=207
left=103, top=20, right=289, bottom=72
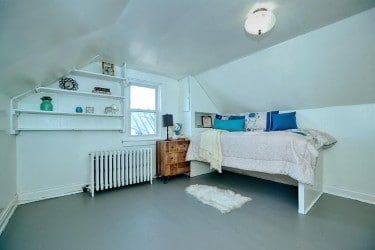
left=162, top=114, right=173, bottom=127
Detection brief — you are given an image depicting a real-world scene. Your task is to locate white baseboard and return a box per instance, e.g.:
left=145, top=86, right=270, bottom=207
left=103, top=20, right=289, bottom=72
left=0, top=195, right=18, bottom=235
left=18, top=183, right=86, bottom=205
left=324, top=185, right=375, bottom=205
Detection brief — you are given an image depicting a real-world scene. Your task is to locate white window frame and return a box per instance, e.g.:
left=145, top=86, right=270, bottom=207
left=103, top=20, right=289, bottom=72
left=124, top=79, right=161, bottom=139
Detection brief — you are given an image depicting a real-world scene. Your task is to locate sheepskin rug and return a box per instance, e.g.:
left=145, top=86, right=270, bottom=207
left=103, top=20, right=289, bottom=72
left=185, top=184, right=251, bottom=213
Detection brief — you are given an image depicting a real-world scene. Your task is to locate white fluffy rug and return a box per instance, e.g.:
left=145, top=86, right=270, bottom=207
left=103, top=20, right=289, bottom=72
left=185, top=184, right=251, bottom=213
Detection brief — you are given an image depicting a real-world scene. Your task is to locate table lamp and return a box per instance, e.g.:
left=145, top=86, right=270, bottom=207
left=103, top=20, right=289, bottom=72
left=162, top=114, right=173, bottom=140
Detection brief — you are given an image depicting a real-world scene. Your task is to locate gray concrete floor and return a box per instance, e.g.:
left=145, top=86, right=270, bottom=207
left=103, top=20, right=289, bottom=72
left=1, top=171, right=374, bottom=250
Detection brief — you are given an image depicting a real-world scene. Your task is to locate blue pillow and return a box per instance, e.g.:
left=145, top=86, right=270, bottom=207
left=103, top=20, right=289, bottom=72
left=265, top=111, right=279, bottom=131
left=229, top=115, right=245, bottom=120
left=213, top=118, right=244, bottom=132
left=271, top=112, right=298, bottom=131
left=215, top=114, right=245, bottom=120
left=215, top=114, right=223, bottom=120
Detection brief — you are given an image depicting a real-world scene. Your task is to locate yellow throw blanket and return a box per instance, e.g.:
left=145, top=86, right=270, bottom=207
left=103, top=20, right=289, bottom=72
left=199, top=129, right=226, bottom=173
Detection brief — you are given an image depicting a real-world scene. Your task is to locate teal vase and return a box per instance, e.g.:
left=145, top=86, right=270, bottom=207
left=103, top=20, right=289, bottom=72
left=40, top=96, right=53, bottom=111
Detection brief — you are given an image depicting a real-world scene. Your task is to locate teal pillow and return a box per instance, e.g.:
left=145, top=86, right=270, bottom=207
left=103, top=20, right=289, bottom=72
left=213, top=118, right=244, bottom=132
left=215, top=114, right=245, bottom=120
left=271, top=112, right=298, bottom=131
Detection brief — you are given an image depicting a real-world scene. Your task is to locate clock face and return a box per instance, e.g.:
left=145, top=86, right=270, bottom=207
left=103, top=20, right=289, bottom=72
left=59, top=78, right=78, bottom=90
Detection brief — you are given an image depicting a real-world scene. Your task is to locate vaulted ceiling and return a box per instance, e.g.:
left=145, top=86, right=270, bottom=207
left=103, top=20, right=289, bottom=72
left=0, top=0, right=374, bottom=97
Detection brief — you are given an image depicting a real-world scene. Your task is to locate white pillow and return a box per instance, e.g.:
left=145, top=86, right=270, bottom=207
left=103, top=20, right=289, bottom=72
left=245, top=112, right=267, bottom=131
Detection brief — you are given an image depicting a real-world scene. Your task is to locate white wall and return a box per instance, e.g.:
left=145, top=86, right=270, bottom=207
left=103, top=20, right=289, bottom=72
left=196, top=8, right=375, bottom=113
left=16, top=131, right=122, bottom=203
left=296, top=104, right=375, bottom=204
left=0, top=93, right=17, bottom=226
left=178, top=76, right=219, bottom=137
left=16, top=69, right=180, bottom=203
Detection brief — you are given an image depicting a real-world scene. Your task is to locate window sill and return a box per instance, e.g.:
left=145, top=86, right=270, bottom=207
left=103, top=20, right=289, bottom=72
left=121, top=136, right=162, bottom=147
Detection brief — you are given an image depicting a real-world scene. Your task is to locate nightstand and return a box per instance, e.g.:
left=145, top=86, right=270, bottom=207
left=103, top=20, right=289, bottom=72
left=156, top=140, right=190, bottom=183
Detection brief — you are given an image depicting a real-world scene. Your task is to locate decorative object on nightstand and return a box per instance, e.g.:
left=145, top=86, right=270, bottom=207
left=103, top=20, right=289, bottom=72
left=40, top=96, right=53, bottom=111
left=173, top=123, right=185, bottom=139
left=59, top=77, right=78, bottom=90
left=174, top=123, right=182, bottom=136
left=162, top=114, right=173, bottom=140
left=156, top=140, right=190, bottom=183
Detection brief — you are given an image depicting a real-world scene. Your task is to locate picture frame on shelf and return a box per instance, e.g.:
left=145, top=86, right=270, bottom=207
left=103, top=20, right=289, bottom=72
left=102, top=62, right=114, bottom=76
left=202, top=116, right=213, bottom=128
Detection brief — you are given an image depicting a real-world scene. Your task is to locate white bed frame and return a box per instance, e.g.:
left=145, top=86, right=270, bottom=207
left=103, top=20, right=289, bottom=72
left=189, top=151, right=324, bottom=214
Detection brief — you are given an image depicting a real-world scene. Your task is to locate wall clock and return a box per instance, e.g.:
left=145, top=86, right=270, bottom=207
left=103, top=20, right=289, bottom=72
left=59, top=78, right=78, bottom=90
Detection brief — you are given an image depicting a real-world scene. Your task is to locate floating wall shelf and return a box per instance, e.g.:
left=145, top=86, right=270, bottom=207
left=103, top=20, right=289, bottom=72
left=71, top=69, right=126, bottom=83
left=10, top=68, right=126, bottom=134
left=35, top=87, right=124, bottom=100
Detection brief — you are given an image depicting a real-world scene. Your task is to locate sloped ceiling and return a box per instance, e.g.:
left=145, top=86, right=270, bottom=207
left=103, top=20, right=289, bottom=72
left=196, top=8, right=375, bottom=113
left=0, top=0, right=374, bottom=98
left=0, top=0, right=128, bottom=97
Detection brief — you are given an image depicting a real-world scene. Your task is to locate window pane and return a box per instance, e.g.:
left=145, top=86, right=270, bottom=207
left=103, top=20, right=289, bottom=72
left=131, top=112, right=156, bottom=135
left=130, top=86, right=155, bottom=110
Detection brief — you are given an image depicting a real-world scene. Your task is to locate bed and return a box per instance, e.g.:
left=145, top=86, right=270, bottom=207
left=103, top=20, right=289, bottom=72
left=186, top=128, right=336, bottom=214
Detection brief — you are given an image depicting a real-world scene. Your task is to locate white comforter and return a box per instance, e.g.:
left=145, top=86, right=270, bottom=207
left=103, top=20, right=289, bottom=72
left=186, top=129, right=336, bottom=185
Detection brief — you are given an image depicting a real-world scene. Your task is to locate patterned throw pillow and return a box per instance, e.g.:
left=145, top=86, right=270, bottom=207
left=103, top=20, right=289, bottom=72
left=245, top=111, right=279, bottom=131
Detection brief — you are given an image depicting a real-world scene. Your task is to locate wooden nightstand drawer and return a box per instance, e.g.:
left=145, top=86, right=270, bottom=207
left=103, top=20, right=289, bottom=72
left=177, top=162, right=190, bottom=173
left=164, top=153, right=177, bottom=164
left=176, top=152, right=187, bottom=162
left=163, top=152, right=187, bottom=164
left=176, top=142, right=189, bottom=152
left=163, top=164, right=177, bottom=176
left=167, top=142, right=177, bottom=152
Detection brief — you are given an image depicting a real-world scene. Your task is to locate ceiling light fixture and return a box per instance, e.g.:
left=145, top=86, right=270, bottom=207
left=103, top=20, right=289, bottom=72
left=244, top=8, right=276, bottom=35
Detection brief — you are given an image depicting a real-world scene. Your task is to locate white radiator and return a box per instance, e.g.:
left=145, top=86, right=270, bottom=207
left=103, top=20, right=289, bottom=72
left=89, top=147, right=152, bottom=197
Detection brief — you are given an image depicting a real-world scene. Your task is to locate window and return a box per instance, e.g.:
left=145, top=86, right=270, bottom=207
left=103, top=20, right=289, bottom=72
left=129, top=84, right=159, bottom=136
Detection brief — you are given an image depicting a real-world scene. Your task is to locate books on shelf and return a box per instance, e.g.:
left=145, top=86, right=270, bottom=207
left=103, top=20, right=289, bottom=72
left=92, top=87, right=111, bottom=95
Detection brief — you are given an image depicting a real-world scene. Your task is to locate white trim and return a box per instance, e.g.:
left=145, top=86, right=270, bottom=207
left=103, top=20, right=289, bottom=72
left=125, top=83, right=161, bottom=138
left=18, top=183, right=85, bottom=205
left=0, top=195, right=18, bottom=235
left=324, top=185, right=375, bottom=205
left=127, top=77, right=162, bottom=87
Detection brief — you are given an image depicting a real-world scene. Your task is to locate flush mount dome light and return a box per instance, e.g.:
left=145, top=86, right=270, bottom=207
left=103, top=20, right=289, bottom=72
left=244, top=8, right=276, bottom=35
